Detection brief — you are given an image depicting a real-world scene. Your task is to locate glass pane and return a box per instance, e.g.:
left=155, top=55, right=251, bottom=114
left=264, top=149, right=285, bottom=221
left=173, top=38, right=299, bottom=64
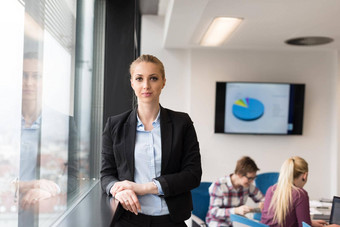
left=0, top=0, right=101, bottom=226
left=0, top=1, right=25, bottom=226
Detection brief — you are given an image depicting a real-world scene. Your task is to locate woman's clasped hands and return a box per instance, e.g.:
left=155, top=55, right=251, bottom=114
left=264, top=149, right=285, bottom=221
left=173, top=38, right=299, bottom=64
left=110, top=180, right=158, bottom=215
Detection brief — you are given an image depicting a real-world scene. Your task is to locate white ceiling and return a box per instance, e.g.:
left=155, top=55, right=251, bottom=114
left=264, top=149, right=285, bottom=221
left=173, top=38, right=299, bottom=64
left=159, top=0, right=340, bottom=51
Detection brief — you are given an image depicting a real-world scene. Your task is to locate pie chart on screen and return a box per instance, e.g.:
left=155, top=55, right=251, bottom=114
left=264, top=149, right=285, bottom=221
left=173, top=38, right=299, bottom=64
left=232, top=97, right=264, bottom=121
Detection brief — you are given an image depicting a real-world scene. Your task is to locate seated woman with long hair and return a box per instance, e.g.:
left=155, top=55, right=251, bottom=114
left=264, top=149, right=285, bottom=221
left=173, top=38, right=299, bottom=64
left=261, top=156, right=339, bottom=227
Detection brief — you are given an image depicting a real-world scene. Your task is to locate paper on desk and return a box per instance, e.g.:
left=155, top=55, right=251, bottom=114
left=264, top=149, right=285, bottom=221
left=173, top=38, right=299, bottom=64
left=310, top=207, right=322, bottom=215
left=309, top=200, right=332, bottom=208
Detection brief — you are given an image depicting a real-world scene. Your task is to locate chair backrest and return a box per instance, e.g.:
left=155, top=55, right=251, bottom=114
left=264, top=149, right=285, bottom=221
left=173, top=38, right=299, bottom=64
left=191, top=181, right=212, bottom=221
left=255, top=172, right=279, bottom=195
left=230, top=214, right=269, bottom=227
left=302, top=222, right=311, bottom=227
left=253, top=172, right=279, bottom=221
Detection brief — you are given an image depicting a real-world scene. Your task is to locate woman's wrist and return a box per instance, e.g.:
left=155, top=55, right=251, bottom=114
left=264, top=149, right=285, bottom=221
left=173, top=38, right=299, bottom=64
left=138, top=182, right=158, bottom=195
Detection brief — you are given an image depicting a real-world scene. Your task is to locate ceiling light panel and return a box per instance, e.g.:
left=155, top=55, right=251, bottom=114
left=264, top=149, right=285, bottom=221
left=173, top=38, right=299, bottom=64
left=200, top=17, right=243, bottom=47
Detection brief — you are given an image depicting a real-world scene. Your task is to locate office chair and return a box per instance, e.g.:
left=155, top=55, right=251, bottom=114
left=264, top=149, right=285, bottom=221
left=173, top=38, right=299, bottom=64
left=302, top=222, right=311, bottom=227
left=191, top=181, right=212, bottom=227
left=253, top=172, right=279, bottom=221
left=230, top=214, right=269, bottom=227
left=255, top=172, right=279, bottom=195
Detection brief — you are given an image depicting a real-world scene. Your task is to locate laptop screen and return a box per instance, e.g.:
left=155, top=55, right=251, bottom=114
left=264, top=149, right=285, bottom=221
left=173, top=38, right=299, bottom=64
left=330, top=196, right=340, bottom=224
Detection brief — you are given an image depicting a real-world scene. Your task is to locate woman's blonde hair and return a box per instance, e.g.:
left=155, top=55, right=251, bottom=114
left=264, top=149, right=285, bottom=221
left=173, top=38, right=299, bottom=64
left=269, top=156, right=308, bottom=226
left=129, top=54, right=165, bottom=79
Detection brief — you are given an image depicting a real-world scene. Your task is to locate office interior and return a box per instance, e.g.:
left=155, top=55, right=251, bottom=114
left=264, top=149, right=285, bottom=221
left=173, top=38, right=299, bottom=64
left=1, top=0, right=340, bottom=226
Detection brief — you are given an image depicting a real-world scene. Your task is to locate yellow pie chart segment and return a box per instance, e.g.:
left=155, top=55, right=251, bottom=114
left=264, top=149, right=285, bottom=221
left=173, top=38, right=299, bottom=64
left=234, top=99, right=248, bottom=108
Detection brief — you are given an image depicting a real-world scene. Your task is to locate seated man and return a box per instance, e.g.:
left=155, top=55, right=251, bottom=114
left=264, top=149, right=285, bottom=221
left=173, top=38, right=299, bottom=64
left=206, top=156, right=264, bottom=226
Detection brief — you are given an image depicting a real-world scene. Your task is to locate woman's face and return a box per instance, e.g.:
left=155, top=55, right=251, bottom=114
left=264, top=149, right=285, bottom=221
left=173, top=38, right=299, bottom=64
left=130, top=62, right=166, bottom=105
left=22, top=58, right=43, bottom=102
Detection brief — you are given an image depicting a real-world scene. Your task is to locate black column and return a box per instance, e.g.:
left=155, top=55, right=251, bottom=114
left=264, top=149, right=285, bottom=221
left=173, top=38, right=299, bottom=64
left=103, top=0, right=140, bottom=125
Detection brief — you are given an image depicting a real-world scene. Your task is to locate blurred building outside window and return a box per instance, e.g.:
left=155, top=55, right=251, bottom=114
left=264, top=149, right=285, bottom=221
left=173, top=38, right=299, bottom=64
left=0, top=0, right=104, bottom=226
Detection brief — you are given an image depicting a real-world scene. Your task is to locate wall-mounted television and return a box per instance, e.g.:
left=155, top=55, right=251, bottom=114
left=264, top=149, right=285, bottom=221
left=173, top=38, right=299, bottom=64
left=215, top=82, right=305, bottom=135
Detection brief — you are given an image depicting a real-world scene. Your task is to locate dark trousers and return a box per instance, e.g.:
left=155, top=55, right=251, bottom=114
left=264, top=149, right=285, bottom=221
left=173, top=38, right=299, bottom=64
left=111, top=212, right=187, bottom=227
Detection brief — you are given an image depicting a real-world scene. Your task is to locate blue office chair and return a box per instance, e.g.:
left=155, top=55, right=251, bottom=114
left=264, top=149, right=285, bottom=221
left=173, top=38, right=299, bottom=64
left=255, top=172, right=279, bottom=195
left=230, top=214, right=269, bottom=227
left=302, top=222, right=311, bottom=227
left=253, top=172, right=279, bottom=221
left=191, top=181, right=212, bottom=227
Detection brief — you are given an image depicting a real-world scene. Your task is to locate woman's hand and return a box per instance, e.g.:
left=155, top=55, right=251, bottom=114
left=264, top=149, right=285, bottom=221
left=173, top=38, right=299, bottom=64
left=115, top=189, right=141, bottom=215
left=110, top=180, right=135, bottom=196
left=21, top=188, right=52, bottom=208
left=20, top=179, right=60, bottom=196
left=32, top=179, right=60, bottom=196
left=312, top=220, right=327, bottom=227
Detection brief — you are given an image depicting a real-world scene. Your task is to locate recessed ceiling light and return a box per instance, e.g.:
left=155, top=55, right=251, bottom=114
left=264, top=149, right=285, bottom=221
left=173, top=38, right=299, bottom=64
left=285, top=36, right=333, bottom=46
left=200, top=17, right=243, bottom=47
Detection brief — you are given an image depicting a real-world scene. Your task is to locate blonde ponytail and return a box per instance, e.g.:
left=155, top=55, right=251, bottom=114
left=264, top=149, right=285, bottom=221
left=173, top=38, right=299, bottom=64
left=269, top=156, right=308, bottom=226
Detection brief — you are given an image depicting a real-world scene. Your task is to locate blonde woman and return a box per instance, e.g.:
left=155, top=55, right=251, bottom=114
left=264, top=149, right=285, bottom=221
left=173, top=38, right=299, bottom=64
left=261, top=157, right=338, bottom=227
left=101, top=54, right=202, bottom=226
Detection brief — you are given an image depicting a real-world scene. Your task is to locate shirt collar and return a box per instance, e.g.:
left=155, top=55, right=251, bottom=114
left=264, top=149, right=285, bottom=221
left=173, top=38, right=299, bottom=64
left=226, top=174, right=234, bottom=189
left=227, top=174, right=244, bottom=191
left=21, top=115, right=41, bottom=129
left=136, top=109, right=161, bottom=130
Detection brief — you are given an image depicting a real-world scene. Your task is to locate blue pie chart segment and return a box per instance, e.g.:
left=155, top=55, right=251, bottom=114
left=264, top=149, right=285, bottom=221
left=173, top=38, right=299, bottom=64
left=232, top=98, right=264, bottom=121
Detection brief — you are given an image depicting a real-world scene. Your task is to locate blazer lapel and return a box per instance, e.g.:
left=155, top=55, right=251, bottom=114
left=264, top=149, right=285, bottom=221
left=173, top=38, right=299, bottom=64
left=160, top=107, right=172, bottom=173
left=124, top=108, right=137, bottom=180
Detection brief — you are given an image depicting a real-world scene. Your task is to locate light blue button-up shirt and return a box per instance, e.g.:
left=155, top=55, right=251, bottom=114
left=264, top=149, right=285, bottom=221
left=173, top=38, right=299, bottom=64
left=134, top=111, right=169, bottom=215
left=20, top=116, right=41, bottom=181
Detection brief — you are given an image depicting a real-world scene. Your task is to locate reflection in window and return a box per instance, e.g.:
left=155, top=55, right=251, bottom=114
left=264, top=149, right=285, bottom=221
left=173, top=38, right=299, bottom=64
left=0, top=0, right=103, bottom=226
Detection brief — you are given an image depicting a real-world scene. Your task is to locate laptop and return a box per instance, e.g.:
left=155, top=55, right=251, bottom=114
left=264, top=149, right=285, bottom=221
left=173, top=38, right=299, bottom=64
left=330, top=196, right=340, bottom=224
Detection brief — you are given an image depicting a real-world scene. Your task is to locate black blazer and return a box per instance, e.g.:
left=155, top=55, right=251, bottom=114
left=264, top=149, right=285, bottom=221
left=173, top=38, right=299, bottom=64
left=100, top=106, right=202, bottom=223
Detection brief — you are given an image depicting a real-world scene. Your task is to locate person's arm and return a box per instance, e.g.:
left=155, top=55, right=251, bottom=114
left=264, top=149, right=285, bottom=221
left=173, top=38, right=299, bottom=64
left=154, top=113, right=202, bottom=197
left=249, top=184, right=264, bottom=203
left=19, top=179, right=60, bottom=196
left=110, top=180, right=158, bottom=196
left=100, top=117, right=120, bottom=195
left=100, top=115, right=145, bottom=215
left=245, top=183, right=264, bottom=212
left=311, top=220, right=327, bottom=227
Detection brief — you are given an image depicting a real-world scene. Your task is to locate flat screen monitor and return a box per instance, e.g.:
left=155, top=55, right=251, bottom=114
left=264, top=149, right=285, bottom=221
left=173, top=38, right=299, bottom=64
left=215, top=82, right=305, bottom=135
left=330, top=196, right=340, bottom=224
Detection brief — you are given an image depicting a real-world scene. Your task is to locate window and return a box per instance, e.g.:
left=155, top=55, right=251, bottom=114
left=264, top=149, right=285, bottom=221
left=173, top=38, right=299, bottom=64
left=0, top=0, right=104, bottom=226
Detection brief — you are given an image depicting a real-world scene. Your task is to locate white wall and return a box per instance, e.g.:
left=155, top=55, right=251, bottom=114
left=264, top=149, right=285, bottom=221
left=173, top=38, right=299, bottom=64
left=190, top=49, right=338, bottom=199
left=141, top=15, right=191, bottom=113
left=336, top=51, right=340, bottom=195
left=141, top=15, right=339, bottom=199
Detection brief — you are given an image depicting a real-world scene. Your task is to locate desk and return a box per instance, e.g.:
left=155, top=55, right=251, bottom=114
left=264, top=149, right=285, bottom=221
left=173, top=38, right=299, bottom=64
left=310, top=200, right=332, bottom=221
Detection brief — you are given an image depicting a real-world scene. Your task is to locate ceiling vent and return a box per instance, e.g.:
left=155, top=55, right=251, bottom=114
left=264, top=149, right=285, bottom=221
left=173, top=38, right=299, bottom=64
left=285, top=36, right=333, bottom=46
